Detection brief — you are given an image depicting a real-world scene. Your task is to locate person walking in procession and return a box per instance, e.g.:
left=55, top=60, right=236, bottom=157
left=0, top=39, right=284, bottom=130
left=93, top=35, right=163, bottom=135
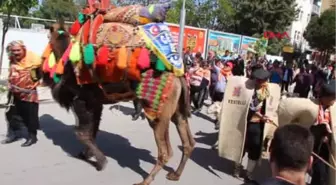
left=1, top=40, right=42, bottom=147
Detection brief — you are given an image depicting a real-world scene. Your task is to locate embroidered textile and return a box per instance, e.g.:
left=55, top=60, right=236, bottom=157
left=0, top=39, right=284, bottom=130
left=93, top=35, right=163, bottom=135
left=136, top=69, right=174, bottom=120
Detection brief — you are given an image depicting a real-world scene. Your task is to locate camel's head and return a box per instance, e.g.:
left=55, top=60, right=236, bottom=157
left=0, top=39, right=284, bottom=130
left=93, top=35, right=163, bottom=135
left=49, top=19, right=71, bottom=61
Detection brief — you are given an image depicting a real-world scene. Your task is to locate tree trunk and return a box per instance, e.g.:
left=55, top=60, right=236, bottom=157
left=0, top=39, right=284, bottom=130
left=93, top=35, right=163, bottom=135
left=0, top=11, right=12, bottom=76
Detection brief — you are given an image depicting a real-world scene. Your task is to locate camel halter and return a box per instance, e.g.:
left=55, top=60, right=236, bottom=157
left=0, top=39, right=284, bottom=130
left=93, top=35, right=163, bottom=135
left=265, top=119, right=336, bottom=172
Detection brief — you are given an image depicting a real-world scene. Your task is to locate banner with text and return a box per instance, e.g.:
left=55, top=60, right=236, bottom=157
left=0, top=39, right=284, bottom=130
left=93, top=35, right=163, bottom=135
left=167, top=24, right=207, bottom=56
left=207, top=30, right=242, bottom=58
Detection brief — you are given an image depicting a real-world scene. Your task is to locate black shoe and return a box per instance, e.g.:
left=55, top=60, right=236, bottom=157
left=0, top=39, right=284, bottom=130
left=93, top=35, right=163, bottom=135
left=233, top=163, right=243, bottom=178
left=21, top=135, right=37, bottom=147
left=244, top=171, right=254, bottom=182
left=132, top=112, right=141, bottom=121
left=1, top=135, right=20, bottom=144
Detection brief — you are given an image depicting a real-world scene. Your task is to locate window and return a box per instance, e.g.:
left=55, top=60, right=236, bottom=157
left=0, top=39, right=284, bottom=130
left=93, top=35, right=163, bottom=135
left=299, top=10, right=303, bottom=20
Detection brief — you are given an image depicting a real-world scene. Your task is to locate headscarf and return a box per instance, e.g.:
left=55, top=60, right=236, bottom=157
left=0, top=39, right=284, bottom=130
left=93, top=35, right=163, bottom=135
left=6, top=40, right=42, bottom=70
left=6, top=40, right=26, bottom=57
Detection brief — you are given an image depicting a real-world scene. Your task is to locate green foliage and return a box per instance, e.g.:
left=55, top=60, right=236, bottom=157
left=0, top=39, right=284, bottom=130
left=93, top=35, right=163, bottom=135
left=166, top=0, right=234, bottom=30
left=304, top=8, right=336, bottom=52
left=33, top=0, right=81, bottom=22
left=0, top=0, right=38, bottom=15
left=234, top=0, right=298, bottom=36
left=252, top=33, right=292, bottom=55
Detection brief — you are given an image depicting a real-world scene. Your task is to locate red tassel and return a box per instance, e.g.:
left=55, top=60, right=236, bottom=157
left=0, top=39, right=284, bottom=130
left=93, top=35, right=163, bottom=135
left=137, top=48, right=150, bottom=70
left=96, top=45, right=109, bottom=65
left=70, top=20, right=81, bottom=36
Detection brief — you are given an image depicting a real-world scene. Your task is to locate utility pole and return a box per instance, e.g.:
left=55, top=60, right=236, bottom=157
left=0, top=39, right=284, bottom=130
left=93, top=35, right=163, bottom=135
left=178, top=0, right=186, bottom=57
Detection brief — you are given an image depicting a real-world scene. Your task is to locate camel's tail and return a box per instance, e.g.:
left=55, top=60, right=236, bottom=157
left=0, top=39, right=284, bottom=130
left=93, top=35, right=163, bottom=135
left=179, top=77, right=191, bottom=118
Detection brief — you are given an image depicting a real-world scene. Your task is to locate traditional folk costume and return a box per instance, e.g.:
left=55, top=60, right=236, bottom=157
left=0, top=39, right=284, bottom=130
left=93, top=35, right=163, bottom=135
left=1, top=40, right=42, bottom=147
left=277, top=81, right=336, bottom=185
left=310, top=80, right=336, bottom=185
left=217, top=68, right=281, bottom=181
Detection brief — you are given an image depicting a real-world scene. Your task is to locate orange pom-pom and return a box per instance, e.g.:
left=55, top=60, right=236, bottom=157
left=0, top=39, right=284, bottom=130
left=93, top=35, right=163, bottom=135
left=117, top=46, right=127, bottom=69
left=55, top=59, right=65, bottom=75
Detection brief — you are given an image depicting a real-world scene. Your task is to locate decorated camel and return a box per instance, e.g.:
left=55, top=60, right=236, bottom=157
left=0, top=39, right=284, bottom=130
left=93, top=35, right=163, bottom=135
left=39, top=1, right=195, bottom=185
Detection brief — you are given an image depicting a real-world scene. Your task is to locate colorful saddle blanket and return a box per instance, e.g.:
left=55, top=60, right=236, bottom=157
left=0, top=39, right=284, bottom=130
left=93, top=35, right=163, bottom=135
left=136, top=69, right=174, bottom=120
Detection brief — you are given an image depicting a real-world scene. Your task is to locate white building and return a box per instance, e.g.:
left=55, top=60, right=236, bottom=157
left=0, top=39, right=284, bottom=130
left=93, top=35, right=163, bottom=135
left=288, top=0, right=321, bottom=53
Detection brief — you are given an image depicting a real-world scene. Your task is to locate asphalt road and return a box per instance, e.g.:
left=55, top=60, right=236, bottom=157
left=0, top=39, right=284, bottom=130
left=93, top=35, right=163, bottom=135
left=0, top=101, right=273, bottom=185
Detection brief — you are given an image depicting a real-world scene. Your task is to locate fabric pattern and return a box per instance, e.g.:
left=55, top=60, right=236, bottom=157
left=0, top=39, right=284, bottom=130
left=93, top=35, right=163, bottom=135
left=136, top=69, right=174, bottom=120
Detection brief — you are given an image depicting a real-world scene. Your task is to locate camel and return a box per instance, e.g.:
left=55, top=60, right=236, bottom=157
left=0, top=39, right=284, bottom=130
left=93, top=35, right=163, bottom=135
left=39, top=2, right=195, bottom=185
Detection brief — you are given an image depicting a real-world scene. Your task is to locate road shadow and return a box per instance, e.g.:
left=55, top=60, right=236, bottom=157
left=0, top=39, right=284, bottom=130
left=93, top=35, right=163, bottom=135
left=109, top=104, right=145, bottom=120
left=180, top=146, right=234, bottom=178
left=189, top=131, right=272, bottom=181
left=192, top=111, right=216, bottom=123
left=194, top=131, right=218, bottom=146
left=39, top=114, right=173, bottom=179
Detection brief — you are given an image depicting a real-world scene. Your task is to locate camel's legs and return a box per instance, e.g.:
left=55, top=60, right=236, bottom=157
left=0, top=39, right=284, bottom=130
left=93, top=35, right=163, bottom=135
left=77, top=104, right=103, bottom=160
left=165, top=128, right=173, bottom=159
left=166, top=112, right=195, bottom=181
left=134, top=119, right=170, bottom=185
left=72, top=98, right=107, bottom=171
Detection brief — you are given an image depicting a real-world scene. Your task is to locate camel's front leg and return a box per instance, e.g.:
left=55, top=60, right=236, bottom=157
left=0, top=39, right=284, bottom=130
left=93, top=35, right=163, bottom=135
left=134, top=119, right=169, bottom=185
left=166, top=113, right=195, bottom=181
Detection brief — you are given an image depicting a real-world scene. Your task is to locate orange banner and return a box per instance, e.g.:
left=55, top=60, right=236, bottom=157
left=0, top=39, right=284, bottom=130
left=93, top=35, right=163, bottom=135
left=168, top=24, right=206, bottom=55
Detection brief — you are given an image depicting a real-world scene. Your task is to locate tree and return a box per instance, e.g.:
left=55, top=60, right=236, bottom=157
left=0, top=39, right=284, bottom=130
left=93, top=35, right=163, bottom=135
left=0, top=0, right=38, bottom=73
left=304, top=8, right=336, bottom=64
left=166, top=0, right=234, bottom=31
left=33, top=0, right=80, bottom=22
left=234, top=0, right=298, bottom=36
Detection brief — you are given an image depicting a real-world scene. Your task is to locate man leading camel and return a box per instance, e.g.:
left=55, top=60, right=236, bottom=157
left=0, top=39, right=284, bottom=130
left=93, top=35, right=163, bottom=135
left=217, top=68, right=281, bottom=182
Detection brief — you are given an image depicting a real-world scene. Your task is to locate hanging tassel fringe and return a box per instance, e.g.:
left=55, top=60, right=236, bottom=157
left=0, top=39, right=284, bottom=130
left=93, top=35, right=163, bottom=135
left=83, top=44, right=95, bottom=65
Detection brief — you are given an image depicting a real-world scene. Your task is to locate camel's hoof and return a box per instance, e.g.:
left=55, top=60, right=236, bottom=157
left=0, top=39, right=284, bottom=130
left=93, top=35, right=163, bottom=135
left=166, top=171, right=180, bottom=181
left=95, top=159, right=108, bottom=171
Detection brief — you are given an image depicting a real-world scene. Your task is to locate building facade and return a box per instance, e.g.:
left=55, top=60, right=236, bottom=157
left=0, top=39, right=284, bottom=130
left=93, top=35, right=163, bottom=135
left=288, top=0, right=321, bottom=53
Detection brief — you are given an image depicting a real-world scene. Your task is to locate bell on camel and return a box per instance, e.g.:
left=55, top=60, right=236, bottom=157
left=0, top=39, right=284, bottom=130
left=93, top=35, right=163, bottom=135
left=137, top=47, right=150, bottom=70
left=83, top=43, right=95, bottom=65
left=97, top=45, right=109, bottom=65
left=69, top=42, right=81, bottom=63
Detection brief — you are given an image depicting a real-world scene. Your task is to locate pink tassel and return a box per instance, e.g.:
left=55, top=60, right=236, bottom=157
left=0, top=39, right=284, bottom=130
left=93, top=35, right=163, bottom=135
left=50, top=66, right=57, bottom=78
left=61, top=43, right=73, bottom=64
left=137, top=48, right=150, bottom=70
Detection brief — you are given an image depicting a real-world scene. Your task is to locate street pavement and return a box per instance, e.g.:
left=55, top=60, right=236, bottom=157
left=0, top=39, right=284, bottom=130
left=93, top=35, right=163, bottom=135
left=0, top=100, right=273, bottom=185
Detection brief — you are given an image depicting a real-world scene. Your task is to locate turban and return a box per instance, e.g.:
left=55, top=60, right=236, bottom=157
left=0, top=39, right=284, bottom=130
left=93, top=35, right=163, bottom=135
left=6, top=40, right=25, bottom=56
